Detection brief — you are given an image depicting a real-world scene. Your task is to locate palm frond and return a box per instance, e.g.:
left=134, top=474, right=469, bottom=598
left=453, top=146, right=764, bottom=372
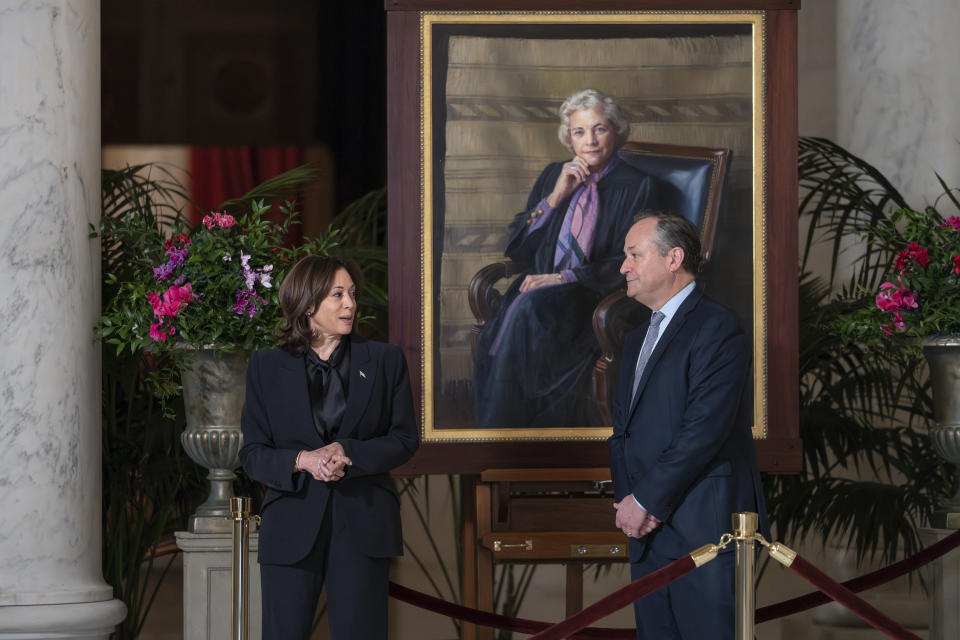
left=216, top=164, right=320, bottom=212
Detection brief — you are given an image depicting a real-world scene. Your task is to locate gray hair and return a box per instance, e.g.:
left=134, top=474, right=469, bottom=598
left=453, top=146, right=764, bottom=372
left=634, top=210, right=703, bottom=275
left=557, top=89, right=630, bottom=153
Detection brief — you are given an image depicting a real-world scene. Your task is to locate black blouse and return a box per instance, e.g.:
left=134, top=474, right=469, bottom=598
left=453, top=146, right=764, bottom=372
left=304, top=336, right=351, bottom=441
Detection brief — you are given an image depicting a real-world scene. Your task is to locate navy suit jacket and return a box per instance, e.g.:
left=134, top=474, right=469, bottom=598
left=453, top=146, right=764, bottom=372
left=239, top=337, right=419, bottom=565
left=608, top=288, right=766, bottom=561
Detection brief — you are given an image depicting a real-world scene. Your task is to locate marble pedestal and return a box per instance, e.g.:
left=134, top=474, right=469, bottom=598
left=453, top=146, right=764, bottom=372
left=919, top=528, right=960, bottom=640
left=175, top=531, right=261, bottom=640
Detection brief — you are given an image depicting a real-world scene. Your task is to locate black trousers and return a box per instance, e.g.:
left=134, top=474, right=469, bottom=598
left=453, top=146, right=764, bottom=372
left=630, top=543, right=735, bottom=640
left=259, top=498, right=390, bottom=640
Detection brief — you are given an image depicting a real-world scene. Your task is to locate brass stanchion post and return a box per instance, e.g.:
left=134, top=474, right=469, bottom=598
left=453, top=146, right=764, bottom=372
left=733, top=512, right=758, bottom=640
left=230, top=496, right=252, bottom=640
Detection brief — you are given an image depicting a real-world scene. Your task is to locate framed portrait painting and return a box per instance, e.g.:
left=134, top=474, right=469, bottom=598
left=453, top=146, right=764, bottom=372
left=387, top=5, right=800, bottom=472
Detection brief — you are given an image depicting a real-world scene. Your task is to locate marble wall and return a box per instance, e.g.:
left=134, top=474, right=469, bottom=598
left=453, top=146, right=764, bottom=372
left=0, top=1, right=125, bottom=637
left=836, top=0, right=960, bottom=207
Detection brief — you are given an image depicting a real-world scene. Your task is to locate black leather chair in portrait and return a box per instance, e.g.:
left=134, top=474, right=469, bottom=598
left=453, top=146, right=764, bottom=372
left=468, top=141, right=731, bottom=425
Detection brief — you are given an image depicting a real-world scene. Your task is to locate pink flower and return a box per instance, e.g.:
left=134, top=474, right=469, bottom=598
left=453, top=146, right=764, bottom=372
left=895, top=242, right=930, bottom=272
left=892, top=312, right=906, bottom=331
left=149, top=322, right=176, bottom=342
left=942, top=216, right=960, bottom=232
left=162, top=283, right=196, bottom=317
left=875, top=281, right=919, bottom=313
left=146, top=283, right=196, bottom=319
left=203, top=211, right=235, bottom=229
left=147, top=291, right=164, bottom=316
left=954, top=254, right=960, bottom=274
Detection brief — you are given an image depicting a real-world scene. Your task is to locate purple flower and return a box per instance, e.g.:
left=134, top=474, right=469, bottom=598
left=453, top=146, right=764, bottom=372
left=165, top=245, right=188, bottom=267
left=152, top=261, right=176, bottom=282
left=239, top=252, right=257, bottom=290
left=233, top=289, right=265, bottom=320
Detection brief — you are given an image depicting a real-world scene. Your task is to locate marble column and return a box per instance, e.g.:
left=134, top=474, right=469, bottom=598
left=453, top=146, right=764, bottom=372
left=0, top=1, right=126, bottom=638
left=837, top=0, right=960, bottom=206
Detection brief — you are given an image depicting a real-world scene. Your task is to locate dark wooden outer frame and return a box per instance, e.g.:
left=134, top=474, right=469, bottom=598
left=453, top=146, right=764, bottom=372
left=387, top=1, right=801, bottom=474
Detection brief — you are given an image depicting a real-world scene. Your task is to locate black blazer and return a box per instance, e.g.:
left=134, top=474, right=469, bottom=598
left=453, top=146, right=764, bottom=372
left=239, top=337, right=419, bottom=565
left=608, top=288, right=766, bottom=561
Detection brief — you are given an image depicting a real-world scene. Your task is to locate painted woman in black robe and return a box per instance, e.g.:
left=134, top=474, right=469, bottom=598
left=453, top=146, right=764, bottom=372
left=473, top=89, right=662, bottom=428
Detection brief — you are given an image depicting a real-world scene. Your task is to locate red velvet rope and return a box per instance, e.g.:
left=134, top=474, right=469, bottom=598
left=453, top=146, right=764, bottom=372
left=389, top=555, right=693, bottom=639
left=389, top=529, right=960, bottom=635
left=388, top=582, right=630, bottom=639
left=528, top=555, right=696, bottom=640
left=756, top=528, right=960, bottom=623
left=787, top=556, right=923, bottom=640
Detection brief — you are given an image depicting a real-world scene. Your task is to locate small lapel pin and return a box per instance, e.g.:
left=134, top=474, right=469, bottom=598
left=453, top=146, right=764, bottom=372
left=359, top=370, right=366, bottom=379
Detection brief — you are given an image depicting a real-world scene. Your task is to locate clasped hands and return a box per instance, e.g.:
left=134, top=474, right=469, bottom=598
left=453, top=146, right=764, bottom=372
left=296, top=442, right=352, bottom=482
left=613, top=497, right=661, bottom=539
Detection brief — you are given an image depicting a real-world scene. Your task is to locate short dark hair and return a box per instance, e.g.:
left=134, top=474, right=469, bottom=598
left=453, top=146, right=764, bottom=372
left=276, top=255, right=363, bottom=355
left=634, top=210, right=702, bottom=275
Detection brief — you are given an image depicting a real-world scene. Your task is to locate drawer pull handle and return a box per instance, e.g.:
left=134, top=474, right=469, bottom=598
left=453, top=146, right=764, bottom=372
left=493, top=539, right=533, bottom=552
left=568, top=543, right=627, bottom=558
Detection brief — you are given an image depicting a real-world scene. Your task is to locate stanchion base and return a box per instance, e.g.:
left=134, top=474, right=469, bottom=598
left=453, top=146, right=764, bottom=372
left=189, top=511, right=232, bottom=533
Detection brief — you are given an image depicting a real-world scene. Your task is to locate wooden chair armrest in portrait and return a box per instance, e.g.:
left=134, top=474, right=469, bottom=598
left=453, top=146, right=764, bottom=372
left=466, top=141, right=731, bottom=424
left=468, top=259, right=525, bottom=356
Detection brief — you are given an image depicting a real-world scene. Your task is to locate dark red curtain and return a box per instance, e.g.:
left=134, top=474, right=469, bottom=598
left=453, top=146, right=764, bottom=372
left=189, top=146, right=302, bottom=224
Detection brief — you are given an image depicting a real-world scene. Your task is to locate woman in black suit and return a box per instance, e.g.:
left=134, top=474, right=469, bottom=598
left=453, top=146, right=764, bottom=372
left=239, top=255, right=419, bottom=639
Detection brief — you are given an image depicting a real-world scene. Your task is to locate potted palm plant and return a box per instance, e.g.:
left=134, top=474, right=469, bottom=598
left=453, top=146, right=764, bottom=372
left=835, top=182, right=960, bottom=528
left=766, top=137, right=955, bottom=572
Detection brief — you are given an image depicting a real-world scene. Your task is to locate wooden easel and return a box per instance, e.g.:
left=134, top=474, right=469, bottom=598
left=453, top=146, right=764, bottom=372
left=460, top=468, right=629, bottom=640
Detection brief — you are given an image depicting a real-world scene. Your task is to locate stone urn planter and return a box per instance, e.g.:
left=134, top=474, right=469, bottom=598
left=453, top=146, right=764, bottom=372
left=179, top=349, right=251, bottom=533
left=921, top=337, right=960, bottom=528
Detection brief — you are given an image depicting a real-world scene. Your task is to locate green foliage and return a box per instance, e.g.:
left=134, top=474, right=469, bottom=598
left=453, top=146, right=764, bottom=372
left=99, top=165, right=206, bottom=640
left=93, top=161, right=391, bottom=407
left=765, top=137, right=956, bottom=567
left=837, top=203, right=960, bottom=343
left=95, top=196, right=340, bottom=393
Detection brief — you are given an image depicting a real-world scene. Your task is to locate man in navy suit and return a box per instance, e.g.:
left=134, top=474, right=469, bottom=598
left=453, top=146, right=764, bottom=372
left=608, top=211, right=766, bottom=640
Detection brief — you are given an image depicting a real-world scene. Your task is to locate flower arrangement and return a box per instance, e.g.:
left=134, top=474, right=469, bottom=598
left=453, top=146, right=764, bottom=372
left=840, top=203, right=960, bottom=343
left=96, top=198, right=339, bottom=376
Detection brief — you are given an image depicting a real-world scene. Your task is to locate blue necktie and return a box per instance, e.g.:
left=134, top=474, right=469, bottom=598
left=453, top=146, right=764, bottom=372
left=630, top=311, right=665, bottom=405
